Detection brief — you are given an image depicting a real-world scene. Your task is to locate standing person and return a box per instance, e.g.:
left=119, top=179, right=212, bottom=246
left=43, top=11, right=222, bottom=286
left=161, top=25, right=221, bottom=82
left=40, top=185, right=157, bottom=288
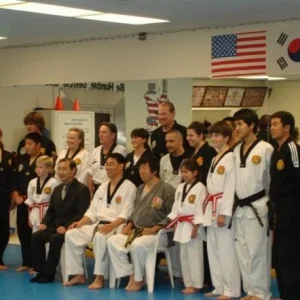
left=17, top=112, right=56, bottom=160
left=124, top=128, right=152, bottom=187
left=25, top=156, right=59, bottom=233
left=223, top=117, right=242, bottom=150
left=150, top=102, right=188, bottom=160
left=269, top=111, right=300, bottom=300
left=87, top=122, right=127, bottom=195
left=55, top=128, right=89, bottom=185
left=64, top=153, right=136, bottom=289
left=12, top=132, right=43, bottom=272
left=232, top=109, right=273, bottom=300
left=204, top=121, right=241, bottom=300
left=167, top=159, right=207, bottom=294
left=187, top=121, right=217, bottom=185
left=0, top=129, right=14, bottom=271
left=30, top=158, right=90, bottom=284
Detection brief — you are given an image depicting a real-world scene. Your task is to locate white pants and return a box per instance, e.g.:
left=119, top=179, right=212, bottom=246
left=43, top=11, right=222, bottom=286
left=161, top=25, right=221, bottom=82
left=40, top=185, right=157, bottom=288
left=107, top=233, right=168, bottom=282
left=233, top=214, right=271, bottom=300
left=64, top=224, right=113, bottom=277
left=180, top=237, right=204, bottom=289
left=169, top=242, right=182, bottom=278
left=207, top=225, right=241, bottom=297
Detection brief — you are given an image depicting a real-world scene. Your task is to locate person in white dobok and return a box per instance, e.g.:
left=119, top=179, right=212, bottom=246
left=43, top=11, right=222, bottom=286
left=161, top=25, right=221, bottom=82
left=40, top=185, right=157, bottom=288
left=55, top=128, right=89, bottom=185
left=203, top=121, right=241, bottom=300
left=107, top=155, right=175, bottom=292
left=232, top=109, right=273, bottom=300
left=25, top=156, right=59, bottom=233
left=87, top=122, right=127, bottom=196
left=167, top=159, right=206, bottom=294
left=63, top=153, right=136, bottom=289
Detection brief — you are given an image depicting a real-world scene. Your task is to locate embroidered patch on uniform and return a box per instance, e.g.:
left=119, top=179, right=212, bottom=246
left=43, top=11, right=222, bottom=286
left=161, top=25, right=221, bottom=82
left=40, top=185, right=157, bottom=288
left=125, top=162, right=131, bottom=169
left=151, top=140, right=156, bottom=149
left=277, top=159, right=285, bottom=170
left=18, top=164, right=24, bottom=172
left=188, top=194, right=196, bottom=204
left=252, top=155, right=261, bottom=165
left=44, top=187, right=51, bottom=194
left=151, top=196, right=162, bottom=209
left=74, top=158, right=81, bottom=165
left=20, top=147, right=26, bottom=155
left=25, top=172, right=30, bottom=176
left=217, top=165, right=225, bottom=175
left=197, top=156, right=204, bottom=166
left=40, top=147, right=46, bottom=154
left=115, top=196, right=122, bottom=204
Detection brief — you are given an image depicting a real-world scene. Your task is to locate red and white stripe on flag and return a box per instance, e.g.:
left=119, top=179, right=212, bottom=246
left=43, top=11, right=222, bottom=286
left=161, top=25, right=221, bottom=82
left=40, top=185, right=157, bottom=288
left=211, top=31, right=267, bottom=78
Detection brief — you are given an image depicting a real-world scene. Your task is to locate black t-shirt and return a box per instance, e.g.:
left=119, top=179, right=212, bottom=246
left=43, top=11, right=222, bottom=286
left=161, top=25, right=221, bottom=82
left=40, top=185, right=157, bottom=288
left=150, top=121, right=189, bottom=160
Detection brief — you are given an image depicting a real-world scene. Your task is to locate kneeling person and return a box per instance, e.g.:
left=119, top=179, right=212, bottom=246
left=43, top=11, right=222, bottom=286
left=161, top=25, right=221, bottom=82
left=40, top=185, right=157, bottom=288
left=64, top=153, right=136, bottom=289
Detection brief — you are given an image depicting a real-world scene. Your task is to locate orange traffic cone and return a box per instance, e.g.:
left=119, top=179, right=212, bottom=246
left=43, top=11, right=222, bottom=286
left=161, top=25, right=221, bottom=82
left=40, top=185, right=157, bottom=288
left=54, top=96, right=64, bottom=110
left=73, top=98, right=80, bottom=111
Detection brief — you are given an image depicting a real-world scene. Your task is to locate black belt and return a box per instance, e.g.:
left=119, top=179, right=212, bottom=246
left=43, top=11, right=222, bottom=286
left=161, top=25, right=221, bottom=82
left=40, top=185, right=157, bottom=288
left=86, top=220, right=111, bottom=251
left=124, top=226, right=143, bottom=248
left=228, top=190, right=266, bottom=229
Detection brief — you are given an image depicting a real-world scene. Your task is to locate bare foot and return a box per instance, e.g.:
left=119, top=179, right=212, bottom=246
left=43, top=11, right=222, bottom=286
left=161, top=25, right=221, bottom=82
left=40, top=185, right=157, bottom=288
left=0, top=265, right=8, bottom=271
left=125, top=274, right=134, bottom=291
left=16, top=266, right=30, bottom=272
left=126, top=280, right=145, bottom=292
left=217, top=296, right=232, bottom=300
left=181, top=287, right=200, bottom=294
left=88, top=276, right=104, bottom=290
left=63, top=274, right=86, bottom=286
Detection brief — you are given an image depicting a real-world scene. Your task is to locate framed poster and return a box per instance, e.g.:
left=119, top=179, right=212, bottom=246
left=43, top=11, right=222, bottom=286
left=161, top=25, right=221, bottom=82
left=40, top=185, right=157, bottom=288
left=241, top=87, right=267, bottom=107
left=201, top=86, right=228, bottom=107
left=224, top=87, right=245, bottom=107
left=192, top=86, right=206, bottom=107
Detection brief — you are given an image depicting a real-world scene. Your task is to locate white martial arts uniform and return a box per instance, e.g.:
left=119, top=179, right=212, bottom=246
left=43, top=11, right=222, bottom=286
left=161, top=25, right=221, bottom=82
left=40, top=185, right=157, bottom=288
left=25, top=176, right=59, bottom=233
left=205, top=150, right=241, bottom=298
left=167, top=181, right=207, bottom=289
left=233, top=140, right=273, bottom=300
left=64, top=179, right=136, bottom=277
left=88, top=144, right=127, bottom=186
left=55, top=148, right=89, bottom=185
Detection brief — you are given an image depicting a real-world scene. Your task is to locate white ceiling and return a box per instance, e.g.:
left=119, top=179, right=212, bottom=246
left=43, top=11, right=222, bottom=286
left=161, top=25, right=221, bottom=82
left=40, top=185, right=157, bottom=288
left=1, top=0, right=300, bottom=48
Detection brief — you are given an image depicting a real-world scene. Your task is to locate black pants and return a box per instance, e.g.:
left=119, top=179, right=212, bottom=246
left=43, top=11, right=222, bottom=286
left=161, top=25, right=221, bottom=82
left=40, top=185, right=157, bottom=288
left=274, top=227, right=300, bottom=300
left=17, top=203, right=32, bottom=267
left=0, top=189, right=10, bottom=265
left=32, top=228, right=65, bottom=276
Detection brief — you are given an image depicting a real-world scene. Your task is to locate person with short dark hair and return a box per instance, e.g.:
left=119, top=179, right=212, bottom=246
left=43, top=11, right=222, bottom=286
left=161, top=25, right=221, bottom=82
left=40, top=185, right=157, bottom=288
left=12, top=132, right=43, bottom=272
left=0, top=129, right=14, bottom=271
left=124, top=128, right=152, bottom=187
left=63, top=153, right=136, bottom=289
left=223, top=117, right=242, bottom=149
left=150, top=102, right=189, bottom=159
left=257, top=114, right=276, bottom=147
left=30, top=158, right=90, bottom=284
left=232, top=109, right=273, bottom=300
left=87, top=122, right=127, bottom=195
left=204, top=121, right=241, bottom=299
left=17, top=111, right=56, bottom=160
left=269, top=111, right=300, bottom=300
left=107, top=155, right=175, bottom=292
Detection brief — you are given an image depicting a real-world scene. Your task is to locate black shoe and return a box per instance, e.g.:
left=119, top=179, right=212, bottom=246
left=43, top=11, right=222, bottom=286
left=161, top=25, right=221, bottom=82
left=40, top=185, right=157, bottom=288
left=37, top=275, right=55, bottom=284
left=29, top=272, right=44, bottom=283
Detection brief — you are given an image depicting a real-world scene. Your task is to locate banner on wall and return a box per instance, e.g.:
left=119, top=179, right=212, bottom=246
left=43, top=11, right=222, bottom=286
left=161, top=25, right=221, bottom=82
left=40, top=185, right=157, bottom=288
left=143, top=79, right=169, bottom=132
left=268, top=30, right=300, bottom=75
left=211, top=30, right=267, bottom=78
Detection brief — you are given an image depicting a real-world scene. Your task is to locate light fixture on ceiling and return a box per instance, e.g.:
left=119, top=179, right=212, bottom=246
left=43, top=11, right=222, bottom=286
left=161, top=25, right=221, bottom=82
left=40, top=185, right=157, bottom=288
left=0, top=36, right=7, bottom=40
left=237, top=76, right=286, bottom=81
left=78, top=13, right=170, bottom=25
left=0, top=2, right=102, bottom=17
left=0, top=0, right=24, bottom=6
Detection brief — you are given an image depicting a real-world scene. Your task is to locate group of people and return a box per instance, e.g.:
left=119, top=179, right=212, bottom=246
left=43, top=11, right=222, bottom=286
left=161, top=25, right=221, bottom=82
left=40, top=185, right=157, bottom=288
left=0, top=102, right=299, bottom=300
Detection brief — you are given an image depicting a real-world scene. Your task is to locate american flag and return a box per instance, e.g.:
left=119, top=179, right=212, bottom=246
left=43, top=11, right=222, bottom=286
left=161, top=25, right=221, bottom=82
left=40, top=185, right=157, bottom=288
left=211, top=31, right=267, bottom=78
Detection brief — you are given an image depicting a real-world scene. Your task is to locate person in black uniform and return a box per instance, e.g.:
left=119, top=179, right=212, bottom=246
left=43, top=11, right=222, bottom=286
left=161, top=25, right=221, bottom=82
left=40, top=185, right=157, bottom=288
left=186, top=121, right=217, bottom=185
left=124, top=128, right=152, bottom=187
left=269, top=111, right=300, bottom=300
left=12, top=132, right=43, bottom=272
left=0, top=129, right=14, bottom=271
left=150, top=101, right=188, bottom=159
left=17, top=112, right=56, bottom=161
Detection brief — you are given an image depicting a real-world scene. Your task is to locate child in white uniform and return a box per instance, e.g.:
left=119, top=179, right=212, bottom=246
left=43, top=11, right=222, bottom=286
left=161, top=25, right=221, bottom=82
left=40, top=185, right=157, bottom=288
left=167, top=159, right=207, bottom=294
left=25, top=156, right=59, bottom=233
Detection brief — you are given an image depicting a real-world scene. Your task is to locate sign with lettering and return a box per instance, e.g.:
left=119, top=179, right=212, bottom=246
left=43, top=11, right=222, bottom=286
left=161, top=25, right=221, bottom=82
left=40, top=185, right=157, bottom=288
left=46, top=82, right=125, bottom=92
